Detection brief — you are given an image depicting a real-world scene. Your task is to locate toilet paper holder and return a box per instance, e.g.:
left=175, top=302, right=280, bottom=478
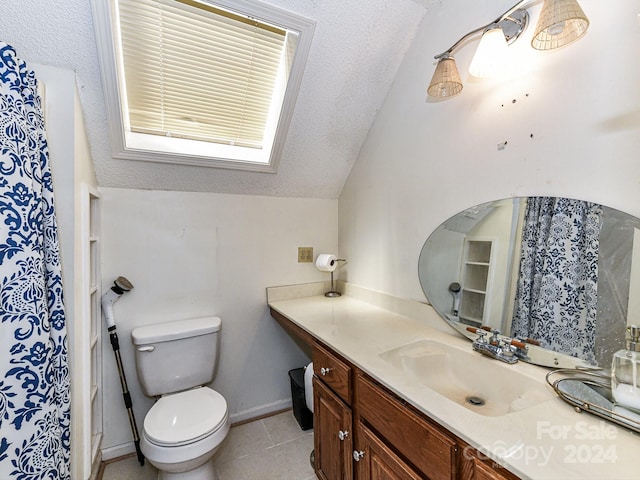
left=315, top=254, right=346, bottom=297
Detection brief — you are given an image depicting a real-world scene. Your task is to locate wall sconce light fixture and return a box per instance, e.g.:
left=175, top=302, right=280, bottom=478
left=427, top=0, right=590, bottom=99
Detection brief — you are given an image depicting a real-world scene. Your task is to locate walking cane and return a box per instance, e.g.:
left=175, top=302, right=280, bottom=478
left=102, top=277, right=145, bottom=466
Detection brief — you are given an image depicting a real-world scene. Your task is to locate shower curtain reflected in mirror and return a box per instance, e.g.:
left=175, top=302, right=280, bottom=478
left=0, top=43, right=70, bottom=479
left=511, top=197, right=602, bottom=365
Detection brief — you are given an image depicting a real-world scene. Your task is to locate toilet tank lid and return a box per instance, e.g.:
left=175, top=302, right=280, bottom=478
left=132, top=316, right=221, bottom=345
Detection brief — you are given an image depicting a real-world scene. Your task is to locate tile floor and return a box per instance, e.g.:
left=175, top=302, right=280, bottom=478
left=99, top=410, right=315, bottom=480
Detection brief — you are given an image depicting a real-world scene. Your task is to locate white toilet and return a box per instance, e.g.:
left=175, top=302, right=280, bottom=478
left=131, top=316, right=230, bottom=480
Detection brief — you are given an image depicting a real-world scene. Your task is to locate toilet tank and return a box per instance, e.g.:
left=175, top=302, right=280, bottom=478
left=131, top=316, right=221, bottom=396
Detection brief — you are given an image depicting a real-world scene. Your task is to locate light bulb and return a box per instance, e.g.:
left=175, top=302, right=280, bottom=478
left=469, top=26, right=508, bottom=78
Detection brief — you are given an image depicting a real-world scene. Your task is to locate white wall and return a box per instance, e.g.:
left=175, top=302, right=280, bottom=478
left=100, top=188, right=337, bottom=454
left=339, top=0, right=640, bottom=302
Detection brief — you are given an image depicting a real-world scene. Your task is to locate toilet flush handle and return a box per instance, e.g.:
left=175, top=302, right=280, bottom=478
left=137, top=345, right=155, bottom=352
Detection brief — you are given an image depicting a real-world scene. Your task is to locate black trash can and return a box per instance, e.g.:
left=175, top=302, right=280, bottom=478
left=288, top=367, right=313, bottom=430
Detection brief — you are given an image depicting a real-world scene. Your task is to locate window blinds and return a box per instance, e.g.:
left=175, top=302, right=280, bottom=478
left=117, top=0, right=287, bottom=149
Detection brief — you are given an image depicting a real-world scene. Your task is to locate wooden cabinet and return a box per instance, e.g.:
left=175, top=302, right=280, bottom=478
left=270, top=309, right=521, bottom=480
left=313, top=344, right=353, bottom=480
left=356, top=373, right=457, bottom=480
left=312, top=342, right=457, bottom=480
left=474, top=460, right=512, bottom=480
left=314, top=377, right=353, bottom=480
left=354, top=422, right=422, bottom=480
left=458, top=441, right=520, bottom=480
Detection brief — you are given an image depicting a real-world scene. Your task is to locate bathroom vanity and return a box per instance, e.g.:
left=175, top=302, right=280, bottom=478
left=309, top=341, right=510, bottom=480
left=267, top=283, right=640, bottom=480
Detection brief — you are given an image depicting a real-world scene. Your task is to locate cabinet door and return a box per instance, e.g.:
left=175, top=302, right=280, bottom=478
left=355, top=422, right=422, bottom=480
left=458, top=442, right=520, bottom=480
left=473, top=458, right=513, bottom=480
left=314, top=377, right=353, bottom=480
left=356, top=374, right=457, bottom=480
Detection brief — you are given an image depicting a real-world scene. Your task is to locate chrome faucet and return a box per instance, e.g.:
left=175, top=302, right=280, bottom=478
left=512, top=338, right=531, bottom=361
left=466, top=327, right=521, bottom=364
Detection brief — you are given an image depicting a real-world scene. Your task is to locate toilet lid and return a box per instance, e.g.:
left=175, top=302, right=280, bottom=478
left=145, top=387, right=228, bottom=446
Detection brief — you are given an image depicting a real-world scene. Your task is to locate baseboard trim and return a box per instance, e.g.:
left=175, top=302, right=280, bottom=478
left=229, top=398, right=292, bottom=425
left=100, top=442, right=135, bottom=461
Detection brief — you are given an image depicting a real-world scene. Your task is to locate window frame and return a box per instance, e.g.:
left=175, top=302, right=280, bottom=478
left=92, top=0, right=315, bottom=173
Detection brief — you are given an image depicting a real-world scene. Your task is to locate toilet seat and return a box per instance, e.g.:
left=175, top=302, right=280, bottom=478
left=144, top=387, right=227, bottom=447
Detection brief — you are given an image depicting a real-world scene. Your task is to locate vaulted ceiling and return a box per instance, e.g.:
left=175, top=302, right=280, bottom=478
left=2, top=0, right=438, bottom=198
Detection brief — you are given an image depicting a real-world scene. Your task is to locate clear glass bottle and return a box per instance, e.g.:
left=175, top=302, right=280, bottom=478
left=611, top=325, right=640, bottom=412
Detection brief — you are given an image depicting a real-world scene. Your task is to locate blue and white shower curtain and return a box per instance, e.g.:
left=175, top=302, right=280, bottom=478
left=0, top=43, right=70, bottom=479
left=511, top=197, right=601, bottom=364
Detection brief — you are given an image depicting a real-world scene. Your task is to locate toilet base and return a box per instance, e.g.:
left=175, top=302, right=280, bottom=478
left=157, top=457, right=217, bottom=480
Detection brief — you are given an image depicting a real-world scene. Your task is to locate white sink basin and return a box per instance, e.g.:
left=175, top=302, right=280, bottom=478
left=379, top=339, right=554, bottom=416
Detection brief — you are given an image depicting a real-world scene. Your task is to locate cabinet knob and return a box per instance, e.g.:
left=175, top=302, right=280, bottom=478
left=338, top=430, right=349, bottom=441
left=320, top=367, right=333, bottom=376
left=353, top=450, right=365, bottom=462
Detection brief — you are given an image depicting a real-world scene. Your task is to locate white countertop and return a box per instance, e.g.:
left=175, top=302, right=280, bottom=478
left=268, top=286, right=640, bottom=480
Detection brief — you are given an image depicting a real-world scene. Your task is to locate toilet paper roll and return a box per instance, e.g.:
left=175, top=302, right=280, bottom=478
left=304, top=362, right=314, bottom=412
left=315, top=254, right=338, bottom=272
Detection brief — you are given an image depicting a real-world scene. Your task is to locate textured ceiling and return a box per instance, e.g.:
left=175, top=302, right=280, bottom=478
left=1, top=0, right=430, bottom=199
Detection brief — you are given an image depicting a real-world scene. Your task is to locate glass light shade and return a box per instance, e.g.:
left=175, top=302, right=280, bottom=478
left=531, top=0, right=590, bottom=50
left=427, top=55, right=463, bottom=98
left=469, top=26, right=509, bottom=78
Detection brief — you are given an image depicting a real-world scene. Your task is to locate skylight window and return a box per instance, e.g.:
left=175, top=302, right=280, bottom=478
left=93, top=0, right=315, bottom=172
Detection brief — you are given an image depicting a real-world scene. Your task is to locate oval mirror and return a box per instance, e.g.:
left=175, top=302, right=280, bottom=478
left=418, top=197, right=640, bottom=369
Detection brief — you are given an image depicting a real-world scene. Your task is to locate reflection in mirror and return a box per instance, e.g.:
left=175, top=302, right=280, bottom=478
left=418, top=197, right=640, bottom=369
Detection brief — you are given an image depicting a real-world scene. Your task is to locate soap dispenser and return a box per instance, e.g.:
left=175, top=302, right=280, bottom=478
left=611, top=325, right=640, bottom=412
